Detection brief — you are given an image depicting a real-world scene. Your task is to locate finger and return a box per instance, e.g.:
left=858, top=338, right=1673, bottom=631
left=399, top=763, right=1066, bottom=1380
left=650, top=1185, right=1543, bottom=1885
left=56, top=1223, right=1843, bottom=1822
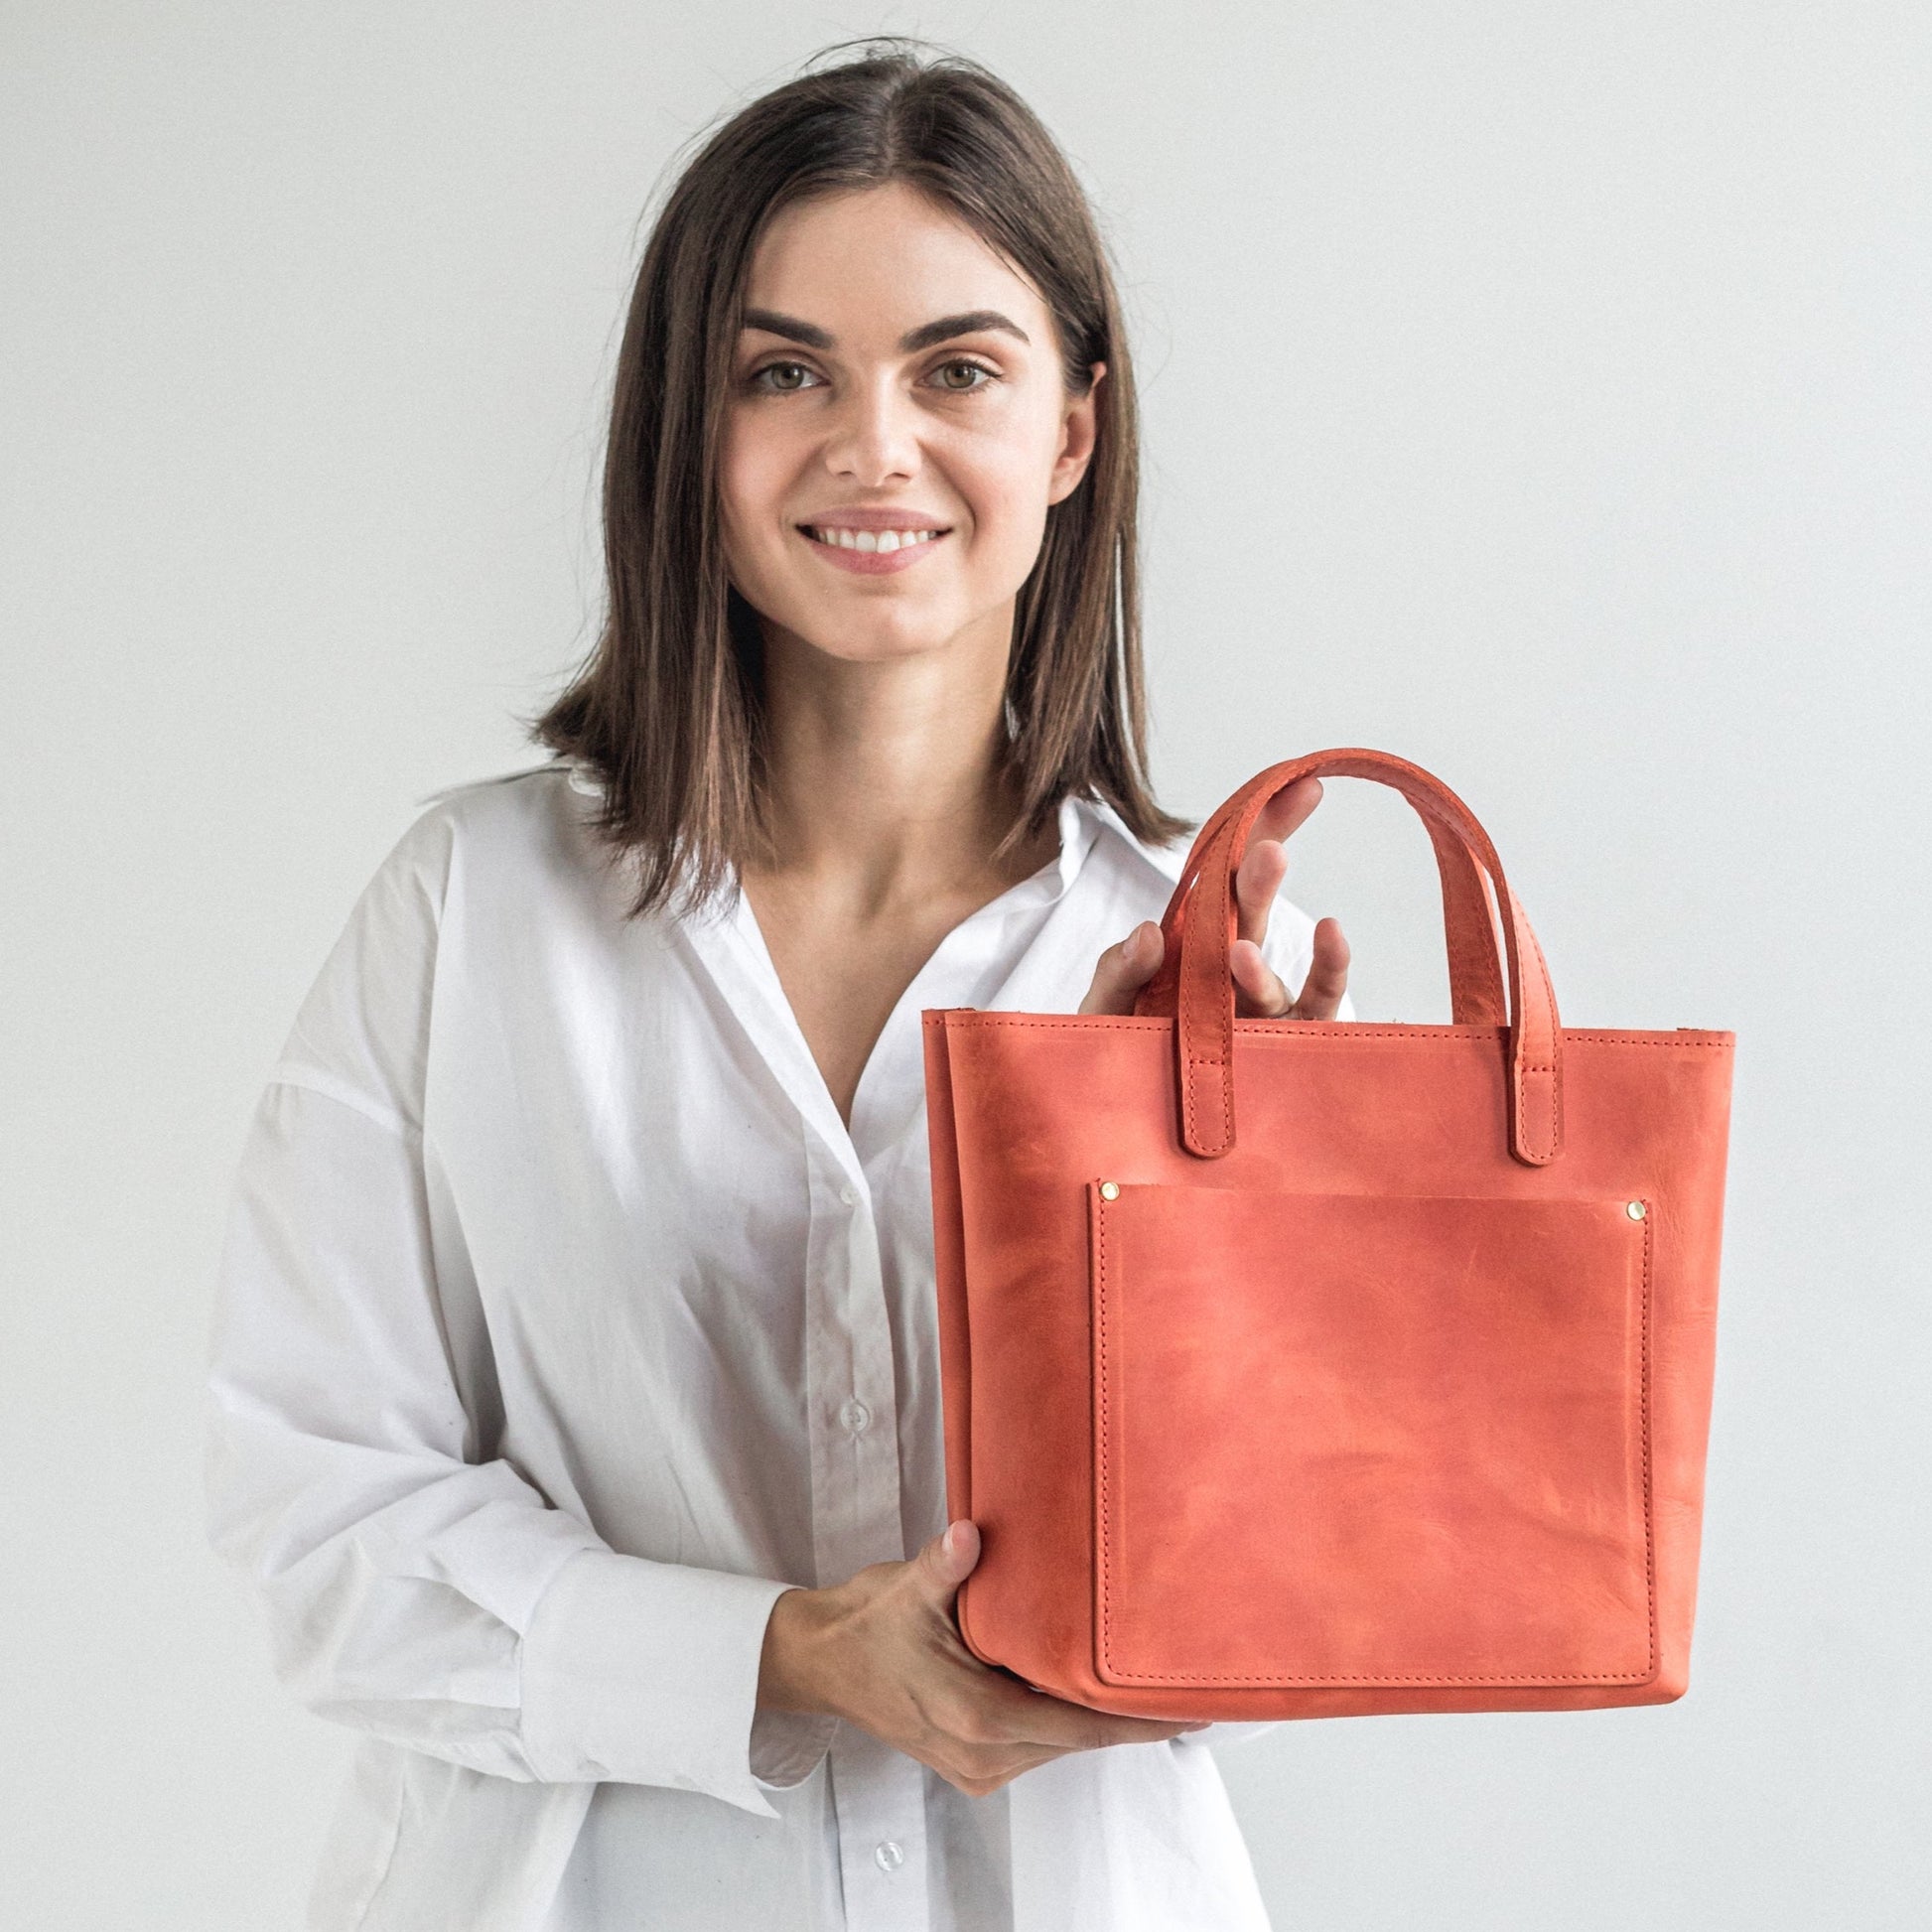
left=913, top=1520, right=980, bottom=1605
left=1076, top=921, right=1165, bottom=1017
left=1286, top=917, right=1350, bottom=1021
left=1237, top=776, right=1324, bottom=948
left=1251, top=775, right=1322, bottom=847
left=1233, top=837, right=1289, bottom=947
left=976, top=1678, right=1210, bottom=1752
left=1228, top=937, right=1292, bottom=1017
left=940, top=1699, right=1208, bottom=1794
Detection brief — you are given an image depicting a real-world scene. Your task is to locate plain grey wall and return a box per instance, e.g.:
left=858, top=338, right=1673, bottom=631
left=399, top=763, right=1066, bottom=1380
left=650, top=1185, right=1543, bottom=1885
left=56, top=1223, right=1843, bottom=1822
left=4, top=3, right=1927, bottom=1926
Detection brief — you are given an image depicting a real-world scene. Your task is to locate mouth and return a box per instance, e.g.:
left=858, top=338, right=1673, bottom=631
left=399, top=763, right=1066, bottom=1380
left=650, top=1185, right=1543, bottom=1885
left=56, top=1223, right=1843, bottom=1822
left=799, top=523, right=949, bottom=554
left=795, top=520, right=953, bottom=576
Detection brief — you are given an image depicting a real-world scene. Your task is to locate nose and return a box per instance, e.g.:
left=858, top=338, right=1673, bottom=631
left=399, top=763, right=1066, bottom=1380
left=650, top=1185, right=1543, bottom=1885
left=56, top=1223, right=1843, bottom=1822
left=821, top=372, right=921, bottom=487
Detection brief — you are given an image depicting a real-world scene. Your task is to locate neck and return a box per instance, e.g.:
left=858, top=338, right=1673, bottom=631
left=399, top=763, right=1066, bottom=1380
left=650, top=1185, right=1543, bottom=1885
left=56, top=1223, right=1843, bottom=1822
left=746, top=604, right=1054, bottom=913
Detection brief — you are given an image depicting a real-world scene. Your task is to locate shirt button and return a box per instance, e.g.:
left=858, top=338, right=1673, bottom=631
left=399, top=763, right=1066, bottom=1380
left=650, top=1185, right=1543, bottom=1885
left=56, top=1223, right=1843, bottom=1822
left=838, top=1183, right=858, bottom=1205
left=839, top=1397, right=872, bottom=1436
left=874, top=1839, right=904, bottom=1872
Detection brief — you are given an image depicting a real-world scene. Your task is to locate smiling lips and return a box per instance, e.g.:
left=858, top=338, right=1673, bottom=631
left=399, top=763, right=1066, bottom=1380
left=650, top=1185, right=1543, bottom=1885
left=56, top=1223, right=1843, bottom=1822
left=798, top=514, right=952, bottom=575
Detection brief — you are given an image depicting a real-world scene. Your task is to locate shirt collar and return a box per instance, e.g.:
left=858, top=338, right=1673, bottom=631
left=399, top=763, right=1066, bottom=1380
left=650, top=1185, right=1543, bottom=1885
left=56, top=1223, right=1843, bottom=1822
left=935, top=787, right=1199, bottom=925
left=998, top=792, right=1098, bottom=913
left=1072, top=791, right=1193, bottom=889
left=564, top=759, right=1189, bottom=923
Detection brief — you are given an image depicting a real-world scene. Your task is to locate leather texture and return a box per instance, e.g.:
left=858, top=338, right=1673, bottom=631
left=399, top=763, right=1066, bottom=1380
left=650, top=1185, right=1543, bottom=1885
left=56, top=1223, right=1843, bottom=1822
left=922, top=749, right=1733, bottom=1720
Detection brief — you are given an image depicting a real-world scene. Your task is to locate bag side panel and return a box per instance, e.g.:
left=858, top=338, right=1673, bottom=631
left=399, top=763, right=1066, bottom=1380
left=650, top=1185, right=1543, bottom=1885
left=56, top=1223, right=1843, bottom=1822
left=921, top=1016, right=978, bottom=1586
left=1560, top=1033, right=1734, bottom=1697
left=944, top=1017, right=1183, bottom=1698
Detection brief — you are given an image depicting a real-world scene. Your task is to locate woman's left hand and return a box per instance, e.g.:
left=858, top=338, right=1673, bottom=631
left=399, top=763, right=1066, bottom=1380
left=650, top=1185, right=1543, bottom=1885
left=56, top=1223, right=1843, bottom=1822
left=1078, top=776, right=1350, bottom=1019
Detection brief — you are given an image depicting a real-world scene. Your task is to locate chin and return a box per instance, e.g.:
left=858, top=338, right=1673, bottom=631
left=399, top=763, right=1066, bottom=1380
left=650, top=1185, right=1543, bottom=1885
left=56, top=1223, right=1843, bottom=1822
left=769, top=597, right=967, bottom=664
left=801, top=619, right=958, bottom=664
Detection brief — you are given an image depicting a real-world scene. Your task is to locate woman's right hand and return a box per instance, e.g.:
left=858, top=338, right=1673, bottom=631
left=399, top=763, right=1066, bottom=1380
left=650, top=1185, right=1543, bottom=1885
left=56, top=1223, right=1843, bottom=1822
left=1077, top=777, right=1349, bottom=1022
left=756, top=1519, right=1207, bottom=1796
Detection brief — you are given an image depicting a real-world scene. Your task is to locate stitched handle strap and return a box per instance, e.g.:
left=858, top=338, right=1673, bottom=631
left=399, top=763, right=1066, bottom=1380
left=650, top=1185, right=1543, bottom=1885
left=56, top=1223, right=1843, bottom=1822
left=1131, top=749, right=1563, bottom=1167
left=1137, top=782, right=1507, bottom=1030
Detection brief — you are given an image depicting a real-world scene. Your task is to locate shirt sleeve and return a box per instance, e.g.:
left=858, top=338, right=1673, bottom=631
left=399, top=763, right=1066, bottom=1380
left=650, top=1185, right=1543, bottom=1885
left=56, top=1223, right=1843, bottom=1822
left=204, top=809, right=831, bottom=1820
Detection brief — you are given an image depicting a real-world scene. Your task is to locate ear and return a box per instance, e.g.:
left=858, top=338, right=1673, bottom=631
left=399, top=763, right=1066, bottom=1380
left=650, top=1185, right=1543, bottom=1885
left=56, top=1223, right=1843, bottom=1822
left=1046, top=362, right=1106, bottom=505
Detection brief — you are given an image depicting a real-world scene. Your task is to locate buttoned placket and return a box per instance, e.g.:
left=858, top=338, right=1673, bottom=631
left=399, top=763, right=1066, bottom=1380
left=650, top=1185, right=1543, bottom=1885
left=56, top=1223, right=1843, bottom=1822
left=805, top=1156, right=930, bottom=1930
left=677, top=802, right=1094, bottom=1932
left=675, top=884, right=927, bottom=1928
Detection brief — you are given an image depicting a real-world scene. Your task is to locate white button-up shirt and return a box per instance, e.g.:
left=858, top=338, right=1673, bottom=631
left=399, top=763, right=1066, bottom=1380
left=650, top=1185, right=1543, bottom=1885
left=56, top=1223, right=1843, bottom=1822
left=206, top=761, right=1345, bottom=1932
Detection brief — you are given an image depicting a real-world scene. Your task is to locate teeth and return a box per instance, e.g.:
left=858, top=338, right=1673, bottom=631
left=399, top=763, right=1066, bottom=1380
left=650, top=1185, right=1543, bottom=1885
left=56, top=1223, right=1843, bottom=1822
left=809, top=526, right=941, bottom=551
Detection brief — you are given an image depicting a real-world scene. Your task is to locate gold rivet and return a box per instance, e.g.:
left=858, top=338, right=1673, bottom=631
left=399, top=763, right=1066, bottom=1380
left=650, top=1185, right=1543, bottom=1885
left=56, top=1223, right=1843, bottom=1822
left=1626, top=1200, right=1646, bottom=1221
left=1099, top=1181, right=1120, bottom=1201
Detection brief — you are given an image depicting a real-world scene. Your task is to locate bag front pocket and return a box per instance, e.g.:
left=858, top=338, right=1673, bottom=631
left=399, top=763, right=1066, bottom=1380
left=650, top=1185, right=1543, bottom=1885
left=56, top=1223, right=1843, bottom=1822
left=1088, top=1183, right=1655, bottom=1689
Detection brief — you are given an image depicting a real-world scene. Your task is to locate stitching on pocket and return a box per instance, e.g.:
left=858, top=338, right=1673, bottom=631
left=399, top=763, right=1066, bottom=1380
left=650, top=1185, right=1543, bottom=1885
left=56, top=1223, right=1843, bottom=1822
left=1092, top=1188, right=1657, bottom=1689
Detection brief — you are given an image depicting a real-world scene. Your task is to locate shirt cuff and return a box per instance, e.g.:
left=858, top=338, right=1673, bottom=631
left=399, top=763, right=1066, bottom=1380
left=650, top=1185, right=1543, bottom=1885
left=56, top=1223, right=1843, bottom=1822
left=519, top=1549, right=816, bottom=1818
left=750, top=1701, right=840, bottom=1791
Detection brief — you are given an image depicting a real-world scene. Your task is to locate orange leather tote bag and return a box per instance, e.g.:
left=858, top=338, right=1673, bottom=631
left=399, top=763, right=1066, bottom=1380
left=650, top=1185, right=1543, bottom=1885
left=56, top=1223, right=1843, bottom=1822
left=922, top=749, right=1733, bottom=1721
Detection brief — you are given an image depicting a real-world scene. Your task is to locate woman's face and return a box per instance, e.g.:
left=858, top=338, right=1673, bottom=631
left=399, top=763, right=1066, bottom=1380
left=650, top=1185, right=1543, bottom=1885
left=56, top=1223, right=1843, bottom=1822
left=720, top=181, right=1103, bottom=669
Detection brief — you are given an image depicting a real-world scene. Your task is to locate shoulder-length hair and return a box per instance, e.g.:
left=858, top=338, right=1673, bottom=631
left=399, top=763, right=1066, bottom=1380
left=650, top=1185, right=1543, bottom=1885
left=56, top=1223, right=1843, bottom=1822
left=533, top=39, right=1188, bottom=916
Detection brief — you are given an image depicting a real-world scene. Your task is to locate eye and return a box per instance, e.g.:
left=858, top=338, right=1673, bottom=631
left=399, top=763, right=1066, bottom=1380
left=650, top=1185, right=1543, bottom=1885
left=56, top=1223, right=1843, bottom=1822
left=751, top=360, right=821, bottom=393
left=929, top=358, right=996, bottom=393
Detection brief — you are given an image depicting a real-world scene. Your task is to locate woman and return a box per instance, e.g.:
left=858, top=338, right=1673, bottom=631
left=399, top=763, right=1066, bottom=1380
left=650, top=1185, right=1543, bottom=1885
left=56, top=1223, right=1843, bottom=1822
left=207, top=41, right=1351, bottom=1932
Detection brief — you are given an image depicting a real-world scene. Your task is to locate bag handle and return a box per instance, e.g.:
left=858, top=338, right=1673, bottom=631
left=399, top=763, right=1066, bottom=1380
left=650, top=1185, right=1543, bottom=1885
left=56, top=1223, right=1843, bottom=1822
left=1132, top=753, right=1515, bottom=1036
left=1130, top=749, right=1563, bottom=1167
left=1143, top=780, right=1509, bottom=1030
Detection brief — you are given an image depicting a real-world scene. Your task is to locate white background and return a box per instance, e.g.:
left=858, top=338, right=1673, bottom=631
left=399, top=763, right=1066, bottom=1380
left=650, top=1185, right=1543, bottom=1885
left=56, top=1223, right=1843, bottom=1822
left=4, top=3, right=1927, bottom=1926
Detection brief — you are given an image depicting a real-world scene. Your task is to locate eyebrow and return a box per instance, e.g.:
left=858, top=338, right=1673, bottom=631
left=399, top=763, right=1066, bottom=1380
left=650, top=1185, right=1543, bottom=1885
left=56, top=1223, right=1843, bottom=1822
left=740, top=308, right=1031, bottom=352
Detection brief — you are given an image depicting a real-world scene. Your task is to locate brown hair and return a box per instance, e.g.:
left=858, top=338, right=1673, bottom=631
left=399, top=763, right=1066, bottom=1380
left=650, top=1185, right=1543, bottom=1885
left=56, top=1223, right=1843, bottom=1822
left=533, top=38, right=1188, bottom=915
